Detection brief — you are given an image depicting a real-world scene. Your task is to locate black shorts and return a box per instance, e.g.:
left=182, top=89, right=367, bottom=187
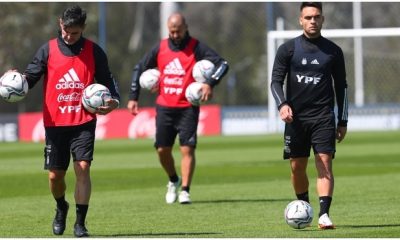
left=283, top=114, right=336, bottom=159
left=44, top=120, right=96, bottom=171
left=155, top=105, right=200, bottom=148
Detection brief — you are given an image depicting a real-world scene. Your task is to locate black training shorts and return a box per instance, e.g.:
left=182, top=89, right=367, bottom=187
left=283, top=114, right=336, bottom=159
left=154, top=105, right=200, bottom=148
left=44, top=119, right=96, bottom=171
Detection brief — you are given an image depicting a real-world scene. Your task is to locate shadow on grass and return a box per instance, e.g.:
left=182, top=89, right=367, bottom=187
left=95, top=231, right=222, bottom=237
left=195, top=198, right=292, bottom=204
left=340, top=223, right=400, bottom=228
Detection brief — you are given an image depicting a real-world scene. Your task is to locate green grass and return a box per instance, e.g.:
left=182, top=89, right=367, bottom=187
left=1, top=131, right=400, bottom=237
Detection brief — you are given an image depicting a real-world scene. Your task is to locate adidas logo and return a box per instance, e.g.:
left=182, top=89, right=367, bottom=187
left=164, top=58, right=185, bottom=75
left=55, top=68, right=85, bottom=90
left=311, top=59, right=319, bottom=64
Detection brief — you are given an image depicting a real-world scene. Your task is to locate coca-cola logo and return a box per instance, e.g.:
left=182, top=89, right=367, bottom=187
left=127, top=109, right=208, bottom=139
left=128, top=111, right=156, bottom=139
left=32, top=118, right=45, bottom=142
left=95, top=115, right=109, bottom=140
left=163, top=76, right=183, bottom=86
left=57, top=92, right=82, bottom=102
left=30, top=115, right=109, bottom=141
left=197, top=111, right=207, bottom=134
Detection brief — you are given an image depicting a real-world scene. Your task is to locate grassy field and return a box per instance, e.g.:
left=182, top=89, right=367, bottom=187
left=0, top=131, right=400, bottom=237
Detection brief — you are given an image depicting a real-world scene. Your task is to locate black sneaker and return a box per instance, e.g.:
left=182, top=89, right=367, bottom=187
left=52, top=202, right=69, bottom=235
left=74, top=223, right=89, bottom=237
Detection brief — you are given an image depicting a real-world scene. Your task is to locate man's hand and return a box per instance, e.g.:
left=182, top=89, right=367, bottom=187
left=279, top=104, right=293, bottom=123
left=336, top=126, right=347, bottom=143
left=150, top=84, right=159, bottom=94
left=200, top=83, right=213, bottom=102
left=127, top=100, right=139, bottom=115
left=96, top=98, right=119, bottom=115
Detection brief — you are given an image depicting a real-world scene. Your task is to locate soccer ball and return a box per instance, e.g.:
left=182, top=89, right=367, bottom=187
left=139, top=69, right=160, bottom=90
left=185, top=82, right=203, bottom=106
left=0, top=71, right=29, bottom=102
left=284, top=200, right=314, bottom=229
left=192, top=60, right=215, bottom=83
left=81, top=83, right=111, bottom=113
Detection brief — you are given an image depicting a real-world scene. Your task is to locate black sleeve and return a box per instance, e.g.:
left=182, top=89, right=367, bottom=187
left=23, top=42, right=49, bottom=89
left=93, top=44, right=120, bottom=101
left=128, top=44, right=159, bottom=101
left=270, top=40, right=294, bottom=110
left=194, top=41, right=229, bottom=87
left=332, top=47, right=348, bottom=127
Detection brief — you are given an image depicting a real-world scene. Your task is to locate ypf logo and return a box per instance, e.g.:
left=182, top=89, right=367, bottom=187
left=296, top=75, right=321, bottom=85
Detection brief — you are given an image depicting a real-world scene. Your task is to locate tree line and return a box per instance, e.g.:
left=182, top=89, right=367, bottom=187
left=1, top=2, right=400, bottom=113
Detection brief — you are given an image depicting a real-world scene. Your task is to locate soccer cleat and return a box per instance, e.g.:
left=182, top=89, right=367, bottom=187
left=52, top=202, right=69, bottom=235
left=165, top=177, right=181, bottom=204
left=318, top=213, right=335, bottom=229
left=178, top=191, right=191, bottom=204
left=74, top=223, right=89, bottom=237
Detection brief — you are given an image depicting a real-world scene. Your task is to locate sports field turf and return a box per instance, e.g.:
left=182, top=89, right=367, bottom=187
left=0, top=131, right=399, bottom=237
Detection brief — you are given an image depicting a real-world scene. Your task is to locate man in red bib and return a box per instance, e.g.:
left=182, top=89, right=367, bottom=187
left=127, top=13, right=228, bottom=204
left=23, top=5, right=120, bottom=237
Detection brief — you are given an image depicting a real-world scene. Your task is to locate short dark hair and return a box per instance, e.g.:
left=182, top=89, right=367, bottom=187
left=61, top=5, right=86, bottom=27
left=300, top=2, right=323, bottom=12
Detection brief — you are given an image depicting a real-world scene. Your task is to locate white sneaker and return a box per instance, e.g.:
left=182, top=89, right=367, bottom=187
left=318, top=213, right=335, bottom=229
left=165, top=177, right=181, bottom=204
left=178, top=191, right=191, bottom=204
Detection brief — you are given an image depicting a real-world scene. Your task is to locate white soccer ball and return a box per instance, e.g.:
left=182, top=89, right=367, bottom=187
left=284, top=200, right=314, bottom=229
left=81, top=83, right=111, bottom=113
left=139, top=69, right=160, bottom=90
left=192, top=60, right=215, bottom=83
left=0, top=71, right=29, bottom=102
left=185, top=82, right=203, bottom=106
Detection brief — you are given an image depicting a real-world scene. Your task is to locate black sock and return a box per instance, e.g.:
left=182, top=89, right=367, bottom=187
left=75, top=204, right=89, bottom=226
left=55, top=195, right=68, bottom=210
left=169, top=174, right=179, bottom=183
left=296, top=191, right=309, bottom=203
left=181, top=186, right=190, bottom=193
left=319, top=196, right=332, bottom=217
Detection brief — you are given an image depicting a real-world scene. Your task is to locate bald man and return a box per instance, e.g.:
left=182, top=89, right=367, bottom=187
left=127, top=13, right=229, bottom=204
